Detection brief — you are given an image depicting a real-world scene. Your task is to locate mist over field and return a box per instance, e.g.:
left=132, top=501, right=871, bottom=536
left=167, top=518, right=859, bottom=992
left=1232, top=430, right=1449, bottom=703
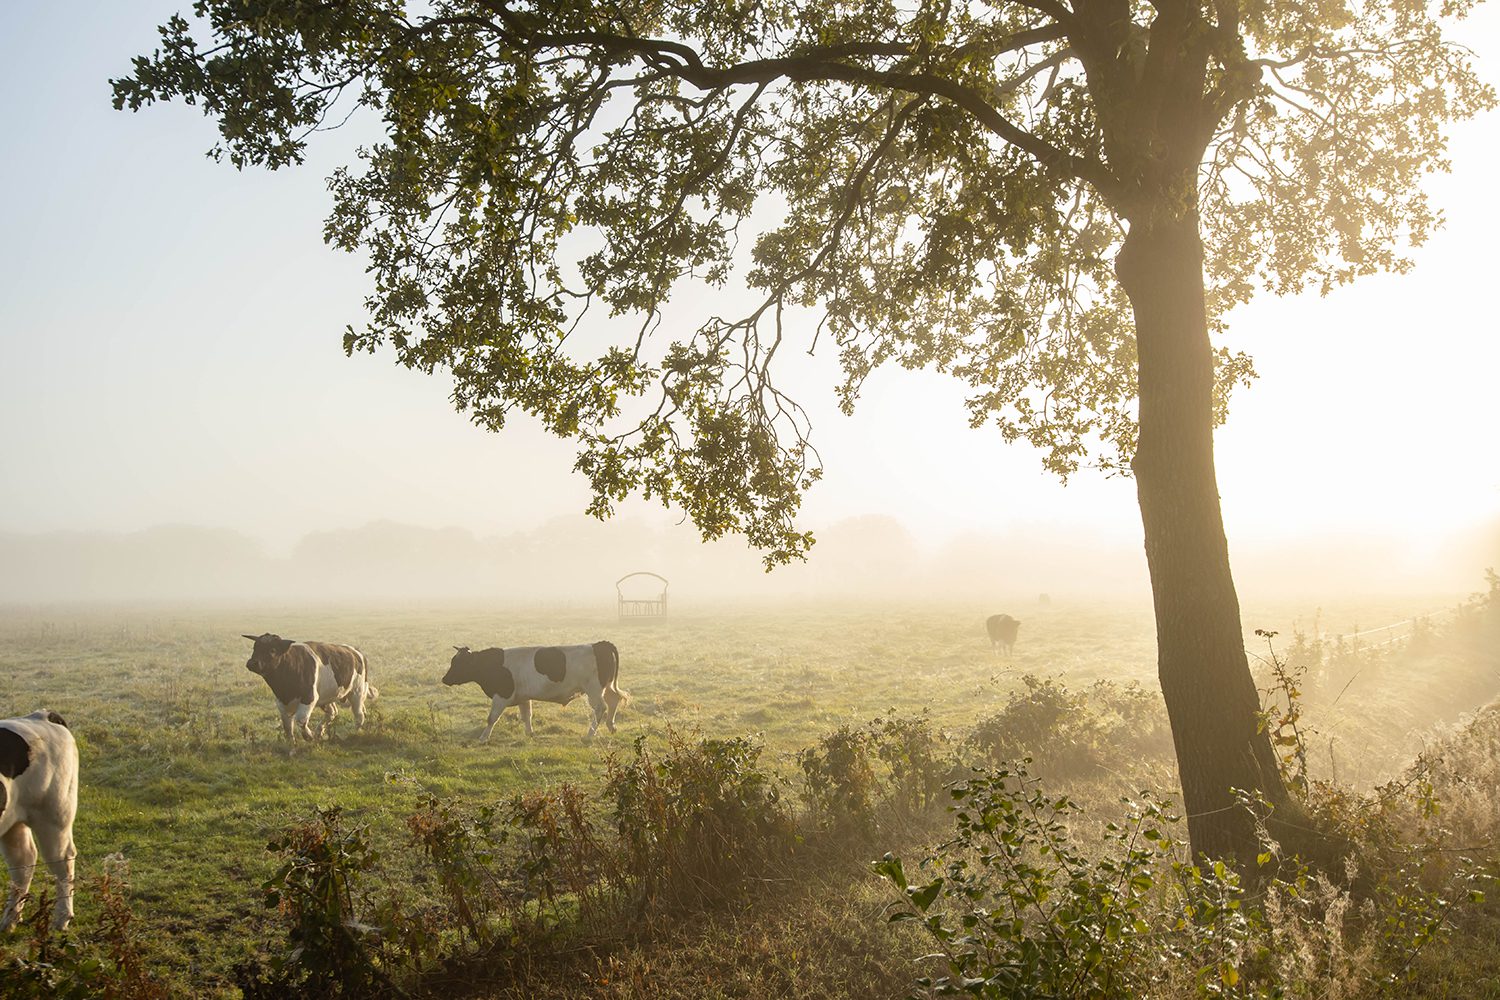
left=2, top=513, right=1496, bottom=606
left=5, top=2, right=1500, bottom=998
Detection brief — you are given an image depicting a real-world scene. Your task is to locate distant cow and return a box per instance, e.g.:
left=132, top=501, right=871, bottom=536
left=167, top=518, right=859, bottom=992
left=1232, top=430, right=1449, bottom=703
left=986, top=614, right=1021, bottom=655
left=443, top=642, right=627, bottom=740
left=1, top=710, right=78, bottom=932
left=241, top=633, right=380, bottom=741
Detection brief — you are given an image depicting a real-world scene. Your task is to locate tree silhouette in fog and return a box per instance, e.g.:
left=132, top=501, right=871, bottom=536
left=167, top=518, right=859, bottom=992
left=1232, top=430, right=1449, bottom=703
left=114, top=0, right=1492, bottom=861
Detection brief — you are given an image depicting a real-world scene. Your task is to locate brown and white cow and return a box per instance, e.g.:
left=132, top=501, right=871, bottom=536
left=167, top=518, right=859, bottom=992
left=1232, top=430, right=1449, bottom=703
left=1, top=710, right=78, bottom=932
left=986, top=614, right=1021, bottom=655
left=442, top=642, right=626, bottom=740
left=242, top=633, right=379, bottom=740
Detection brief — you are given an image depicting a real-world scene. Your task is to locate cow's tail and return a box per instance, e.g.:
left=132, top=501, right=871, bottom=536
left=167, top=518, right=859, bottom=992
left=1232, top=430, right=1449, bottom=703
left=596, top=640, right=629, bottom=703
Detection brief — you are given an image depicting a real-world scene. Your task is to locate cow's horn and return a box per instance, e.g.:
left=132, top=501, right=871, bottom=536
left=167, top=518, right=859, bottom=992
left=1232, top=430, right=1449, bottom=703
left=242, top=634, right=260, bottom=641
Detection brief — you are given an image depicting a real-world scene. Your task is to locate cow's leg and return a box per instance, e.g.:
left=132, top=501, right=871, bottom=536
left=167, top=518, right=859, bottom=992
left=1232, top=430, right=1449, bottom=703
left=320, top=702, right=338, bottom=738
left=30, top=821, right=74, bottom=931
left=293, top=702, right=316, bottom=741
left=480, top=697, right=505, bottom=743
left=518, top=699, right=534, bottom=737
left=585, top=691, right=605, bottom=739
left=349, top=678, right=368, bottom=730
left=277, top=701, right=296, bottom=741
left=603, top=687, right=623, bottom=733
left=0, top=822, right=35, bottom=932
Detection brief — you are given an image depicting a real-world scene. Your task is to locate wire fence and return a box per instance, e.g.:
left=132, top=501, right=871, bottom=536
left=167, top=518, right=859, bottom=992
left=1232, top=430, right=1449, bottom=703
left=1246, top=606, right=1457, bottom=660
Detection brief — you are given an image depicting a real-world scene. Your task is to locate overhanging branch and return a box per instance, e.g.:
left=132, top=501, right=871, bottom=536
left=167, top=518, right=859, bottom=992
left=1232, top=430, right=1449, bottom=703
left=470, top=11, right=1118, bottom=198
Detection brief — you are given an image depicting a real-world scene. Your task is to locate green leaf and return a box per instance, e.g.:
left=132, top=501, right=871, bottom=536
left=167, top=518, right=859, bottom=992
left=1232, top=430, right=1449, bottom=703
left=909, top=879, right=944, bottom=912
left=872, top=853, right=907, bottom=890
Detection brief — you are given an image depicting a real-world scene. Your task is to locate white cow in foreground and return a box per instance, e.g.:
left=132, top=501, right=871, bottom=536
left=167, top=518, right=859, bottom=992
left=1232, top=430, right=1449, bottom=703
left=443, top=641, right=627, bottom=740
left=1, top=710, right=78, bottom=932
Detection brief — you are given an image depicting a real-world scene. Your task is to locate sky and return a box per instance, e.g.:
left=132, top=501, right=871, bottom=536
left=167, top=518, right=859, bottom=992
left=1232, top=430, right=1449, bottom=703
left=1, top=2, right=1498, bottom=599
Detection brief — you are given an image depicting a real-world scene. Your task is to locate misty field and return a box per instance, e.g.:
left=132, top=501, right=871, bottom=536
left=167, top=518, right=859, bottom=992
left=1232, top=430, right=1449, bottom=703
left=0, top=594, right=1492, bottom=996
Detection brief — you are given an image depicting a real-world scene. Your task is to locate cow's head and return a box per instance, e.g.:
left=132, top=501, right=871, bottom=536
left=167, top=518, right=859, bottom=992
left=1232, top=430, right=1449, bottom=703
left=242, top=633, right=295, bottom=675
left=442, top=646, right=476, bottom=686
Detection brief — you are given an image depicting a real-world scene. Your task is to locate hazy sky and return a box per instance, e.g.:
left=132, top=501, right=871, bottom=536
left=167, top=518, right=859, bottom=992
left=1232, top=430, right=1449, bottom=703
left=2, top=3, right=1497, bottom=577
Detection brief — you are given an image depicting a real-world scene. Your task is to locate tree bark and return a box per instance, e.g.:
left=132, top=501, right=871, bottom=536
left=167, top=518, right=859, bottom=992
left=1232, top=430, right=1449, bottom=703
left=1116, top=210, right=1289, bottom=863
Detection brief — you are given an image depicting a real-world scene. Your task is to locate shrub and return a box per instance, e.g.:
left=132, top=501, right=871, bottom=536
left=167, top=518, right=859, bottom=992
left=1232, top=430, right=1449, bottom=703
left=606, top=731, right=794, bottom=908
left=90, top=856, right=171, bottom=1000
left=879, top=752, right=1493, bottom=1000
left=868, top=712, right=959, bottom=815
left=967, top=675, right=1172, bottom=777
left=876, top=765, right=1173, bottom=999
left=0, top=858, right=169, bottom=1000
left=407, top=795, right=507, bottom=947
left=236, top=806, right=394, bottom=999
left=799, top=714, right=959, bottom=831
left=505, top=783, right=614, bottom=933
left=798, top=725, right=879, bottom=829
left=0, top=892, right=111, bottom=1000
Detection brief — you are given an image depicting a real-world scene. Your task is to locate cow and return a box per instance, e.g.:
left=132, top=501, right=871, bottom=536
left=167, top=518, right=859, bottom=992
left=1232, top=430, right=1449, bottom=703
left=442, top=642, right=627, bottom=741
left=986, top=614, right=1021, bottom=655
left=1, top=710, right=78, bottom=932
left=241, top=633, right=379, bottom=741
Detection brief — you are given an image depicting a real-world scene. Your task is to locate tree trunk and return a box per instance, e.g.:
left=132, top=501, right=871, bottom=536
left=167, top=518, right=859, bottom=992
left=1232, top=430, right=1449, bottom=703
left=1116, top=210, right=1289, bottom=863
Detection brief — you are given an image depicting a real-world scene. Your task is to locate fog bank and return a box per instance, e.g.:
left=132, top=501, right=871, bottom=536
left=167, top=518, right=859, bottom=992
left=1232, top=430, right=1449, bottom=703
left=2, top=513, right=1494, bottom=609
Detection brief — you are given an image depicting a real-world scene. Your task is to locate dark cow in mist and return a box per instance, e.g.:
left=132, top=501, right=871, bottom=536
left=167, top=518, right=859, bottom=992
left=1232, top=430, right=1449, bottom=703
left=443, top=642, right=627, bottom=740
left=1, top=710, right=78, bottom=932
left=986, top=614, right=1021, bottom=655
left=242, top=633, right=380, bottom=740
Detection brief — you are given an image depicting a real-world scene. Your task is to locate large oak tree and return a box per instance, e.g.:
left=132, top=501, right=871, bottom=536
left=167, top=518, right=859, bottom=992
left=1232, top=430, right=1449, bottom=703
left=114, top=0, right=1492, bottom=861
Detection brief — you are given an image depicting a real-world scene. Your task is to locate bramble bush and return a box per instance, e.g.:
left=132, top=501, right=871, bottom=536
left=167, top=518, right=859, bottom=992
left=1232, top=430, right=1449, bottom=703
left=874, top=762, right=1485, bottom=1000
left=1, top=892, right=110, bottom=1000
left=234, top=806, right=396, bottom=999
left=798, top=712, right=959, bottom=831
left=0, top=857, right=168, bottom=1000
left=507, top=782, right=615, bottom=931
left=406, top=794, right=507, bottom=948
left=967, top=675, right=1173, bottom=778
left=224, top=721, right=956, bottom=989
left=875, top=765, right=1173, bottom=999
left=798, top=725, right=879, bottom=829
left=607, top=731, right=796, bottom=908
left=870, top=713, right=960, bottom=815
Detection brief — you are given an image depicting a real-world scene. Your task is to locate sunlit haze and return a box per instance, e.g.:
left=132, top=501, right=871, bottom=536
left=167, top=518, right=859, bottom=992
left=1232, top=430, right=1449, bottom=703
left=2, top=2, right=1497, bottom=604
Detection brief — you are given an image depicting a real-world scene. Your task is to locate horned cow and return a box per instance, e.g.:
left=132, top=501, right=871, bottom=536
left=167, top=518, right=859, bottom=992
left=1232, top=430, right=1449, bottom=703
left=1, top=710, right=78, bottom=932
left=242, top=633, right=379, bottom=740
left=443, top=641, right=627, bottom=740
left=986, top=614, right=1021, bottom=655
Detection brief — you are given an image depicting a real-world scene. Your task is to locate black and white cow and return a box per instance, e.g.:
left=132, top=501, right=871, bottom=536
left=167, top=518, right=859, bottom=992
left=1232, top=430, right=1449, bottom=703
left=242, top=633, right=379, bottom=740
left=986, top=614, right=1021, bottom=655
left=1, top=710, right=78, bottom=932
left=442, top=642, right=626, bottom=740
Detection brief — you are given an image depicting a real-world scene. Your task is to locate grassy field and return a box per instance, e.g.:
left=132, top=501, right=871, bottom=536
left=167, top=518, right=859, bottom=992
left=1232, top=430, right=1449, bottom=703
left=0, top=593, right=1488, bottom=995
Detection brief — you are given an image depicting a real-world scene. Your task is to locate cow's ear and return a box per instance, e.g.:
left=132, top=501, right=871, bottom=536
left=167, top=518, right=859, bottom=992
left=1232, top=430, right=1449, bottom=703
left=275, top=638, right=294, bottom=653
left=242, top=634, right=260, bottom=642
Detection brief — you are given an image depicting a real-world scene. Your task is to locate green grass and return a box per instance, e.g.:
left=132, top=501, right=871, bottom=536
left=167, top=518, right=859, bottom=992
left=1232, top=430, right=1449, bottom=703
left=0, top=595, right=1485, bottom=995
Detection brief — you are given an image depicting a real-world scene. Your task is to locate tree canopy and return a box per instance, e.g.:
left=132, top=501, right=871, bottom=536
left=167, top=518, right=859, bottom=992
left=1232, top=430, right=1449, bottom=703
left=114, top=0, right=1493, bottom=565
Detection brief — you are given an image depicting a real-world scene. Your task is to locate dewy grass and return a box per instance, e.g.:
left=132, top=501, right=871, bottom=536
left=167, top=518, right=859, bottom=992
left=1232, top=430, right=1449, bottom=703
left=0, top=590, right=1494, bottom=996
